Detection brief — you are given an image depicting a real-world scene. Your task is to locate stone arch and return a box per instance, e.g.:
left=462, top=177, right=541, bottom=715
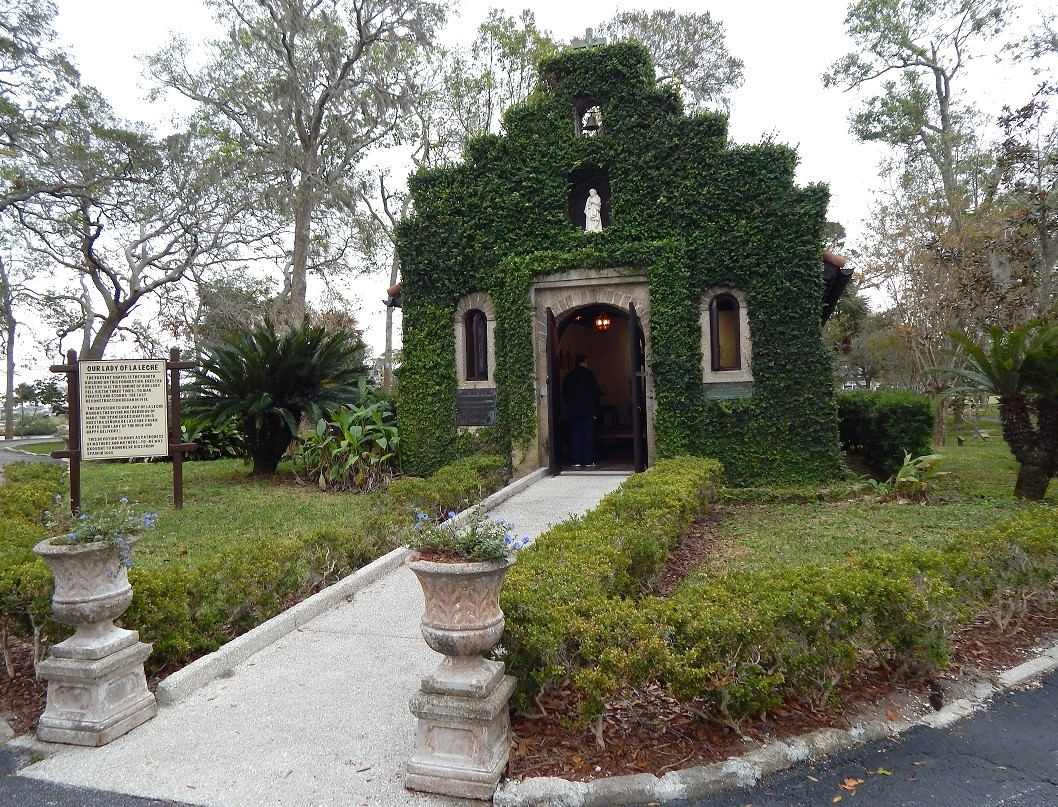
left=524, top=268, right=656, bottom=475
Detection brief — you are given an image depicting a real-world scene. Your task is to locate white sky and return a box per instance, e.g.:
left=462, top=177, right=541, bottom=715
left=42, top=0, right=1047, bottom=372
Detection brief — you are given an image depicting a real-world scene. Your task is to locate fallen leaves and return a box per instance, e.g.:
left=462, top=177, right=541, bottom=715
left=839, top=777, right=865, bottom=794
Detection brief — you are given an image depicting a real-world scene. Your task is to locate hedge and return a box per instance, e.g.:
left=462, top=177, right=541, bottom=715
left=837, top=390, right=934, bottom=478
left=500, top=456, right=724, bottom=706
left=0, top=455, right=510, bottom=671
left=500, top=459, right=1058, bottom=732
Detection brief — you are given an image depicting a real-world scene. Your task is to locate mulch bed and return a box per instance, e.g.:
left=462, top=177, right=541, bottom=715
left=5, top=513, right=1057, bottom=786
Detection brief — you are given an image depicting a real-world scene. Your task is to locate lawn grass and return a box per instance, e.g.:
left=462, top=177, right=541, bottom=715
left=74, top=458, right=389, bottom=561
left=705, top=430, right=1034, bottom=575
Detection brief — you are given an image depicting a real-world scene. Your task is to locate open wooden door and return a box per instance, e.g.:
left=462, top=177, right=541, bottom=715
left=629, top=302, right=647, bottom=472
left=546, top=307, right=561, bottom=475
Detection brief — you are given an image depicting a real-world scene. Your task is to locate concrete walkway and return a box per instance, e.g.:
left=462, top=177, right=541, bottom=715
left=10, top=470, right=629, bottom=807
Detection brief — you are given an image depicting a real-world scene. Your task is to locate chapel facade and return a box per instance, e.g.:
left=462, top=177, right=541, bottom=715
left=396, top=42, right=848, bottom=485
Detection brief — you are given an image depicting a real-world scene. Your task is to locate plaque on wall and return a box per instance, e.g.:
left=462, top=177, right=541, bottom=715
left=457, top=388, right=496, bottom=426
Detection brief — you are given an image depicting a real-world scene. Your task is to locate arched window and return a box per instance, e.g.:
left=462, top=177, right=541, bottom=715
left=710, top=294, right=741, bottom=371
left=700, top=287, right=753, bottom=392
left=464, top=309, right=488, bottom=381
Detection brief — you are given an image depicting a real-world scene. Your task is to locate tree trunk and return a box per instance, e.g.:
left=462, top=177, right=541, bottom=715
left=1, top=261, right=15, bottom=441
left=287, top=159, right=319, bottom=326
left=932, top=395, right=946, bottom=447
left=952, top=395, right=965, bottom=431
left=4, top=313, right=14, bottom=441
left=1014, top=455, right=1053, bottom=501
left=249, top=417, right=295, bottom=476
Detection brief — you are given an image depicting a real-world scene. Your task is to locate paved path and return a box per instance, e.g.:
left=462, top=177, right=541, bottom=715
left=5, top=471, right=628, bottom=807
left=0, top=437, right=62, bottom=476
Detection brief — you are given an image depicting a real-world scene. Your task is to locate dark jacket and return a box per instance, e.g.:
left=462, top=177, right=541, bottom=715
left=563, top=366, right=602, bottom=418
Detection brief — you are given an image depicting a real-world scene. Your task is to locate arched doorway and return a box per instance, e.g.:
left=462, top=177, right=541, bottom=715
left=544, top=302, right=647, bottom=473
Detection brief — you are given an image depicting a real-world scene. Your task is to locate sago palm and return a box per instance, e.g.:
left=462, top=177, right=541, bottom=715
left=187, top=318, right=366, bottom=475
left=947, top=321, right=1058, bottom=500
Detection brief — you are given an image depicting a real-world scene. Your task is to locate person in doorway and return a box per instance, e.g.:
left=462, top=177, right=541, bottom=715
left=563, top=354, right=602, bottom=468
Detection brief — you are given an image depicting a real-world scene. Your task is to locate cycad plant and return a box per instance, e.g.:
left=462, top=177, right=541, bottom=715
left=187, top=318, right=366, bottom=475
left=946, top=321, right=1058, bottom=500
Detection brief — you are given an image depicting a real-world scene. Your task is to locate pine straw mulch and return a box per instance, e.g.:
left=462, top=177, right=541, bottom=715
left=4, top=512, right=1058, bottom=786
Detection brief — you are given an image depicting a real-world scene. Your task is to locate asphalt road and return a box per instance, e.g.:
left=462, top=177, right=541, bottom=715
left=660, top=670, right=1058, bottom=807
left=0, top=438, right=62, bottom=475
left=0, top=746, right=191, bottom=807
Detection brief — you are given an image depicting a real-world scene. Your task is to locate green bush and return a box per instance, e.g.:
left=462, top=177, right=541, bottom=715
left=0, top=455, right=513, bottom=672
left=181, top=414, right=247, bottom=461
left=10, top=415, right=59, bottom=436
left=500, top=462, right=1058, bottom=733
left=295, top=402, right=399, bottom=491
left=837, top=390, right=933, bottom=478
left=500, top=457, right=723, bottom=705
left=388, top=454, right=509, bottom=519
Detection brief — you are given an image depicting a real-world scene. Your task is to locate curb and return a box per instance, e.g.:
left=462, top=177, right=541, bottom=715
left=154, top=468, right=549, bottom=706
left=494, top=639, right=1058, bottom=807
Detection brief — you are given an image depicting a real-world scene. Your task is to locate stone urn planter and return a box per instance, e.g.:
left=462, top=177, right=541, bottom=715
left=33, top=536, right=157, bottom=746
left=408, top=554, right=514, bottom=696
left=405, top=554, right=518, bottom=800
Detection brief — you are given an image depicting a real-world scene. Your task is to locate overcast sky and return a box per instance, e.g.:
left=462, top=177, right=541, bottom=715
left=47, top=0, right=1045, bottom=363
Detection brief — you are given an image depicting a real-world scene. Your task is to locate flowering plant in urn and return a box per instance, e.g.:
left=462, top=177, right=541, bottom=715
left=405, top=506, right=529, bottom=562
left=33, top=493, right=160, bottom=746
left=34, top=495, right=158, bottom=657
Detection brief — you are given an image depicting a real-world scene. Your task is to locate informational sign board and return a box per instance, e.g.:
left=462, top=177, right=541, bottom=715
left=79, top=360, right=169, bottom=460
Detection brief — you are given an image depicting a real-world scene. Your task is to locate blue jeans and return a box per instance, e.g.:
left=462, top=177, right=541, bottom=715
left=570, top=415, right=596, bottom=465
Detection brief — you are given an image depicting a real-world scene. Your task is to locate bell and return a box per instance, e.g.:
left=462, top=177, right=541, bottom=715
left=582, top=111, right=600, bottom=133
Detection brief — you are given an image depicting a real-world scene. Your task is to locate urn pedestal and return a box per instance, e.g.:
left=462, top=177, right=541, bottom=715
left=33, top=538, right=157, bottom=746
left=405, top=555, right=516, bottom=800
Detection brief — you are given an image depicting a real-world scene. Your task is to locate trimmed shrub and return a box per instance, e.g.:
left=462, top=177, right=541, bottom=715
left=500, top=457, right=723, bottom=704
left=500, top=464, right=1058, bottom=734
left=1, top=455, right=512, bottom=672
left=837, top=390, right=933, bottom=478
left=388, top=454, right=509, bottom=519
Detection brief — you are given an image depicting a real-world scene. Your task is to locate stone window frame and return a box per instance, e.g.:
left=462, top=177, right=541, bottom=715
left=700, top=286, right=754, bottom=384
left=455, top=292, right=497, bottom=389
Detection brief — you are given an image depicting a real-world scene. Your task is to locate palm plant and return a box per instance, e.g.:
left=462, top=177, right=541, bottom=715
left=946, top=321, right=1058, bottom=500
left=187, top=318, right=367, bottom=475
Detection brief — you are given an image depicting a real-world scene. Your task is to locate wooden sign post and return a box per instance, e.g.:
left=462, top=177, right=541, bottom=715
left=50, top=348, right=198, bottom=513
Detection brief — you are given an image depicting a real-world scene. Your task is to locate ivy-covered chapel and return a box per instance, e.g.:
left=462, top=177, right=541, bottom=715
left=396, top=42, right=848, bottom=485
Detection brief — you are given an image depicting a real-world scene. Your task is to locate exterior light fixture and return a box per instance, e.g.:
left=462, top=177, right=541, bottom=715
left=594, top=313, right=612, bottom=331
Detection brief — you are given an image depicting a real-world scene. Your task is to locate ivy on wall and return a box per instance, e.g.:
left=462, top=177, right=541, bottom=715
left=397, top=43, right=842, bottom=484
